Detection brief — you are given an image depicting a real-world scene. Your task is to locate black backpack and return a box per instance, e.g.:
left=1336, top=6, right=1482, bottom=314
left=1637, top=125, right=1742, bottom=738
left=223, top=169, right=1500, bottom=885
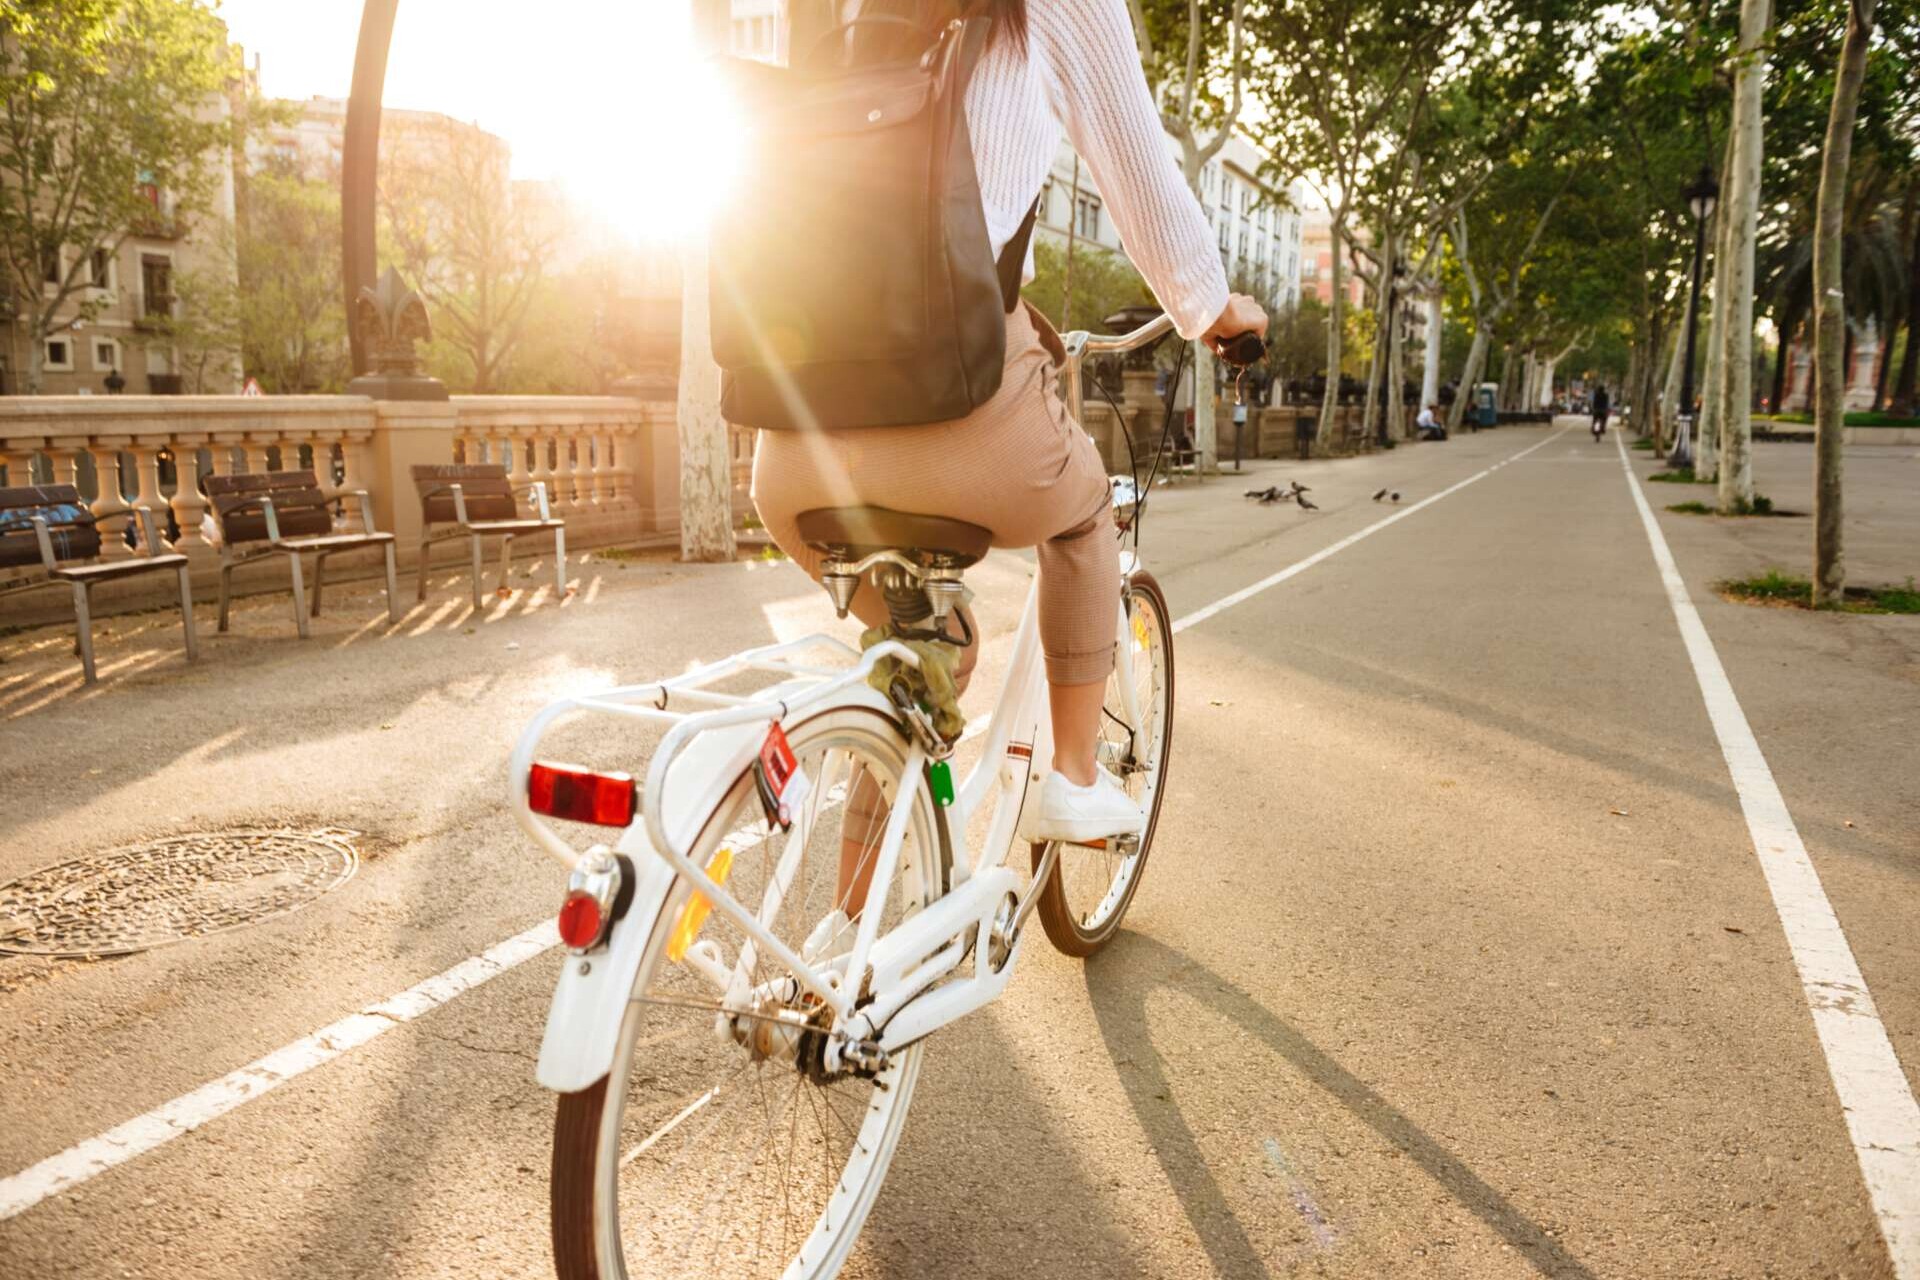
left=710, top=5, right=1038, bottom=432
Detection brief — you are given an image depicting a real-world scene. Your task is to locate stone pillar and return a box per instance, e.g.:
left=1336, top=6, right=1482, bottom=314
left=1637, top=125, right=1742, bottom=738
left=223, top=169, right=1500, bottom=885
left=631, top=412, right=680, bottom=535
left=368, top=400, right=458, bottom=560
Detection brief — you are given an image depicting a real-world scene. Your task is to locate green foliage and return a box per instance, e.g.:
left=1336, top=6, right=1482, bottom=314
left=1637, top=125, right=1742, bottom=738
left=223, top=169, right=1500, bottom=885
left=1647, top=468, right=1701, bottom=482
left=236, top=162, right=349, bottom=393
left=0, top=0, right=234, bottom=388
left=1021, top=238, right=1151, bottom=334
left=1667, top=500, right=1713, bottom=513
left=1267, top=296, right=1328, bottom=382
left=1757, top=411, right=1920, bottom=427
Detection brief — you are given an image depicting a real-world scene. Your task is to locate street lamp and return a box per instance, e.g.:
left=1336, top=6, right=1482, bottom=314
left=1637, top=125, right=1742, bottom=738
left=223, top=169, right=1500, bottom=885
left=1671, top=164, right=1719, bottom=468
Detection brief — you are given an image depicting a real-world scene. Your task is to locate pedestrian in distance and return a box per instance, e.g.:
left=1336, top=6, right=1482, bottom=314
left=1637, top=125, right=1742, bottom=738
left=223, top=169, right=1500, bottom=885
left=1416, top=402, right=1446, bottom=441
left=1591, top=384, right=1610, bottom=441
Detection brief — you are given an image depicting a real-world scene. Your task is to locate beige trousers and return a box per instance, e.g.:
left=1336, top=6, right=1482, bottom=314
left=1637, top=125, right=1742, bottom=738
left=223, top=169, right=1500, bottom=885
left=752, top=301, right=1119, bottom=687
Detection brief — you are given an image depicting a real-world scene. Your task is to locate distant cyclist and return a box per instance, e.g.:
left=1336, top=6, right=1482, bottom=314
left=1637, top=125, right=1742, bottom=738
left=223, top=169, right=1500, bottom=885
left=1591, top=384, right=1610, bottom=440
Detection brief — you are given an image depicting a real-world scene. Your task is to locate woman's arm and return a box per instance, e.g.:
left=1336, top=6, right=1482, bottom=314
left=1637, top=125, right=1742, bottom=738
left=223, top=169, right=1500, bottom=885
left=1032, top=0, right=1232, bottom=340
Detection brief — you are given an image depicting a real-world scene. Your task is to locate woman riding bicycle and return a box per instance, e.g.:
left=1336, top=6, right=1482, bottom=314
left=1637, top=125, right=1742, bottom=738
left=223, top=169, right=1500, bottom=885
left=753, top=0, right=1268, bottom=844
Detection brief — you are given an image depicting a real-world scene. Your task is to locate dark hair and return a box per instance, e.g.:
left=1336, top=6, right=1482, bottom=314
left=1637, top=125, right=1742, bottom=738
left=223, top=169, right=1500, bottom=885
left=979, top=0, right=1027, bottom=47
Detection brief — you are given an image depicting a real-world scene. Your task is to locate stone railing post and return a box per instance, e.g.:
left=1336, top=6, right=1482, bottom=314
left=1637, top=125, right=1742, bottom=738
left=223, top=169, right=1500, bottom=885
left=167, top=433, right=213, bottom=551
left=368, top=400, right=457, bottom=560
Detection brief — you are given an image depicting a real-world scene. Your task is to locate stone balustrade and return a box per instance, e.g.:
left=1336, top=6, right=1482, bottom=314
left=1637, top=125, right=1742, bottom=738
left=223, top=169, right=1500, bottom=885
left=0, top=392, right=682, bottom=623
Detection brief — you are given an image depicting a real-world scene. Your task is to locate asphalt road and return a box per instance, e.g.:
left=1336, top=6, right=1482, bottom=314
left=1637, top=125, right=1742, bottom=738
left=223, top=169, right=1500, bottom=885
left=1, top=422, right=1915, bottom=1279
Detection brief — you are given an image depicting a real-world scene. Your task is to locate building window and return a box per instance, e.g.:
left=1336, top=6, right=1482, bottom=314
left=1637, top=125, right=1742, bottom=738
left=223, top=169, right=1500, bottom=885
left=141, top=253, right=173, bottom=317
left=1075, top=194, right=1101, bottom=241
left=91, top=247, right=112, bottom=288
left=1217, top=218, right=1229, bottom=250
left=44, top=338, right=74, bottom=371
left=42, top=245, right=61, bottom=285
left=93, top=339, right=119, bottom=370
left=1039, top=178, right=1053, bottom=222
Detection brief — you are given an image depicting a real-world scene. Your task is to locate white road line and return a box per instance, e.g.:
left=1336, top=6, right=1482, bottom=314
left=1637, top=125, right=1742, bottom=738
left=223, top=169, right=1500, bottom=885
left=0, top=922, right=559, bottom=1222
left=1615, top=430, right=1920, bottom=1275
left=1172, top=427, right=1570, bottom=632
left=0, top=429, right=1559, bottom=1223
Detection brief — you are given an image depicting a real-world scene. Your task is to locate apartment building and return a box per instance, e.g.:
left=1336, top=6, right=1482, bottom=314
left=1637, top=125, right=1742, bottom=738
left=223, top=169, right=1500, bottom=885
left=1299, top=207, right=1371, bottom=311
left=5, top=123, right=240, bottom=396
left=1032, top=131, right=1305, bottom=308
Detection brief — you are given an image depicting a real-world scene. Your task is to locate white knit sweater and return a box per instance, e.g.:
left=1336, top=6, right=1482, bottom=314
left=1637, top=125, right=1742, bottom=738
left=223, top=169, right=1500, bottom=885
left=964, top=0, right=1230, bottom=340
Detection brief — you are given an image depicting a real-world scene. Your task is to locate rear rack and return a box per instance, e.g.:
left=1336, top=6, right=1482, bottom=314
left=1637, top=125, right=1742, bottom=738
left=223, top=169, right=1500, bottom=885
left=509, top=633, right=922, bottom=870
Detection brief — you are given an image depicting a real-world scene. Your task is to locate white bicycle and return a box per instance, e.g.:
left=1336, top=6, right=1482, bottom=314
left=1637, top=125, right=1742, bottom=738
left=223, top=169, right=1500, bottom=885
left=512, top=315, right=1182, bottom=1280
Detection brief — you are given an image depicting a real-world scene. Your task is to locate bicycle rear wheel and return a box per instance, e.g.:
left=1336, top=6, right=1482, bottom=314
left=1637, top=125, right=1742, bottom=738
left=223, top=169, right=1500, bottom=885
left=1032, top=569, right=1174, bottom=957
left=551, top=706, right=945, bottom=1280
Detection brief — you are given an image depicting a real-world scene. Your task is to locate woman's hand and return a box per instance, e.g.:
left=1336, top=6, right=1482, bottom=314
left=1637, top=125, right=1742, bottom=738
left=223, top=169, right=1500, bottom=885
left=1201, top=293, right=1269, bottom=359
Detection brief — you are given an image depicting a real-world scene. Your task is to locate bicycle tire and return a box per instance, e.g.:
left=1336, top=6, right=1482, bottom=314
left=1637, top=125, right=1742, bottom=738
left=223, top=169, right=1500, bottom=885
left=1031, top=569, right=1174, bottom=957
left=551, top=706, right=946, bottom=1280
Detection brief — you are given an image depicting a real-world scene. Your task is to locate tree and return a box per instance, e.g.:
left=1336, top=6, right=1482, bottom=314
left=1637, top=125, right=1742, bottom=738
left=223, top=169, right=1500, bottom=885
left=1023, top=238, right=1152, bottom=334
left=1266, top=295, right=1329, bottom=393
left=0, top=0, right=232, bottom=392
left=1714, top=0, right=1773, bottom=512
left=237, top=161, right=349, bottom=392
left=1812, top=0, right=1880, bottom=604
left=1127, top=0, right=1250, bottom=472
left=380, top=118, right=551, bottom=394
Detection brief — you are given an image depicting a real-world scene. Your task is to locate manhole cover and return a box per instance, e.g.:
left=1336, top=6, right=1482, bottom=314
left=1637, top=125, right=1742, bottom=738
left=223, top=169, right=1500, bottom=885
left=0, top=829, right=359, bottom=958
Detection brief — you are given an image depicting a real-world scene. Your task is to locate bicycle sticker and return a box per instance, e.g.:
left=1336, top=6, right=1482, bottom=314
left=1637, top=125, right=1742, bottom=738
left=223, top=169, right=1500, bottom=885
left=756, top=721, right=812, bottom=829
left=1132, top=611, right=1151, bottom=652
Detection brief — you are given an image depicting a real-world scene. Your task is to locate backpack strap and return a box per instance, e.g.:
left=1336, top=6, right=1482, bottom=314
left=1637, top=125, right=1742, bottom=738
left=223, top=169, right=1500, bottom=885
left=996, top=196, right=1039, bottom=313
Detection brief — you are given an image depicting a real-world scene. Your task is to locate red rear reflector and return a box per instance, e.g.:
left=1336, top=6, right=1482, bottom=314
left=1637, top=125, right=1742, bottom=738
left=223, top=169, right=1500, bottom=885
left=528, top=763, right=637, bottom=827
left=557, top=892, right=605, bottom=949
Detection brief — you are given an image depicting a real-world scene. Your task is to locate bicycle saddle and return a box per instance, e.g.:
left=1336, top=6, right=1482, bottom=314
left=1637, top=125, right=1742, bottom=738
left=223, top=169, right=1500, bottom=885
left=795, top=506, right=991, bottom=567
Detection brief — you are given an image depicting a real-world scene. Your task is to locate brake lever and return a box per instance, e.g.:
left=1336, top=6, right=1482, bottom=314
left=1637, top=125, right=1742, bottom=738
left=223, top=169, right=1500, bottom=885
left=1215, top=331, right=1268, bottom=368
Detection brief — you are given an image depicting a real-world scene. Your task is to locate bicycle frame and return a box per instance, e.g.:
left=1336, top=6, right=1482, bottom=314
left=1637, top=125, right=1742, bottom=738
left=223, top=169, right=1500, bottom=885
left=518, top=313, right=1174, bottom=1089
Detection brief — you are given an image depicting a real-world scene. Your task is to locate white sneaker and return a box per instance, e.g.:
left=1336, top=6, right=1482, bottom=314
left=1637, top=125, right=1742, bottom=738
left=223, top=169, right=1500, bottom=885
left=1025, top=768, right=1145, bottom=845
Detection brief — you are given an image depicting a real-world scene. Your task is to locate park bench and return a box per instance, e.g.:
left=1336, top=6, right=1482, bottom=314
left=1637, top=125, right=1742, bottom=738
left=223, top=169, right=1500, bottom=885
left=0, top=484, right=197, bottom=683
left=204, top=470, right=399, bottom=639
left=410, top=464, right=565, bottom=608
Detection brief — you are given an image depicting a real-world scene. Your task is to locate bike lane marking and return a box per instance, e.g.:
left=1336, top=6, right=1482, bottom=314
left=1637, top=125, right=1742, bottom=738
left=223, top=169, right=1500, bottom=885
left=1172, top=426, right=1571, bottom=633
left=1614, top=429, right=1920, bottom=1276
left=0, top=426, right=1563, bottom=1223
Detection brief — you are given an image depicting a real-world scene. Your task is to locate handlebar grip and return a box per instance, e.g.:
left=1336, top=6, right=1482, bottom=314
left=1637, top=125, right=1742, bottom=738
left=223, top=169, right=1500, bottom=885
left=1214, top=331, right=1268, bottom=368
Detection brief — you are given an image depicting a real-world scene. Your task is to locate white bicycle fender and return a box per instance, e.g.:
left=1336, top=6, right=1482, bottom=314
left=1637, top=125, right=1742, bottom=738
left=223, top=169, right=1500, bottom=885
left=535, top=827, right=677, bottom=1094
left=534, top=678, right=910, bottom=1093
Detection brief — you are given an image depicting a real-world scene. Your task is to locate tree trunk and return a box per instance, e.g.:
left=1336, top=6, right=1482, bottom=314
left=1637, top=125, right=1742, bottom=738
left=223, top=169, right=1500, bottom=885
left=1421, top=293, right=1442, bottom=409
left=1769, top=317, right=1791, bottom=415
left=1813, top=0, right=1877, bottom=605
left=1699, top=118, right=1739, bottom=482
left=1450, top=328, right=1489, bottom=432
left=1660, top=329, right=1684, bottom=443
left=676, top=230, right=738, bottom=562
left=1895, top=213, right=1920, bottom=414
left=1320, top=217, right=1346, bottom=445
left=1871, top=319, right=1891, bottom=410
left=1717, top=0, right=1770, bottom=513
left=1625, top=340, right=1647, bottom=441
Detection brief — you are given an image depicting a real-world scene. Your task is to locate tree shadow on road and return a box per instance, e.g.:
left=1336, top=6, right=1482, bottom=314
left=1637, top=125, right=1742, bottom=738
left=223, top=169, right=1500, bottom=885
left=1085, top=931, right=1600, bottom=1280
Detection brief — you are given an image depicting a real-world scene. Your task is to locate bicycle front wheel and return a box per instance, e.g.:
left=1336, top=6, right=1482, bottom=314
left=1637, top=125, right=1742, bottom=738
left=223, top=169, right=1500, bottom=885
left=552, top=706, right=946, bottom=1280
left=1032, top=569, right=1175, bottom=957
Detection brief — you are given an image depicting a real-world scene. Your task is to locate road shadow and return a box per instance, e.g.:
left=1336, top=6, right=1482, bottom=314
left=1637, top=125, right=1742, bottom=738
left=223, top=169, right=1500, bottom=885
left=1084, top=931, right=1599, bottom=1280
left=861, top=1013, right=1154, bottom=1280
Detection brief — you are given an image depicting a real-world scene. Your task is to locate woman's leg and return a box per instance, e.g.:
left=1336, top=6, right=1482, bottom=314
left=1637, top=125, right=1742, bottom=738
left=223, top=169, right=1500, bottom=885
left=1034, top=501, right=1120, bottom=786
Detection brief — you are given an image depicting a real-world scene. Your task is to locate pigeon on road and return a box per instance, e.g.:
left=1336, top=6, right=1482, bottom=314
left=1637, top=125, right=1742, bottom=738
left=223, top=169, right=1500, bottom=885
left=1244, top=485, right=1284, bottom=504
left=1372, top=488, right=1388, bottom=501
left=1295, top=491, right=1319, bottom=511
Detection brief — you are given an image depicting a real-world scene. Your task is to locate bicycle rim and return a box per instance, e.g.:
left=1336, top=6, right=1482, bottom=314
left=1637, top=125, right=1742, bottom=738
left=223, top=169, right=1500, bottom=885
left=1033, top=570, right=1174, bottom=957
left=552, top=707, right=944, bottom=1280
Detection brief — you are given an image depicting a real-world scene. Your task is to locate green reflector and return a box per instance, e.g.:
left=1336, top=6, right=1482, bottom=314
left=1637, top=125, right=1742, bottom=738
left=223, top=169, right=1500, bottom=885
left=928, top=760, right=955, bottom=807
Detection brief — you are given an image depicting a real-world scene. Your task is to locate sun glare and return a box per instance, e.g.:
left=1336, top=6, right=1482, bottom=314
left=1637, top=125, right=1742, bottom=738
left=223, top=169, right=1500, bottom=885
left=548, top=10, right=747, bottom=246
